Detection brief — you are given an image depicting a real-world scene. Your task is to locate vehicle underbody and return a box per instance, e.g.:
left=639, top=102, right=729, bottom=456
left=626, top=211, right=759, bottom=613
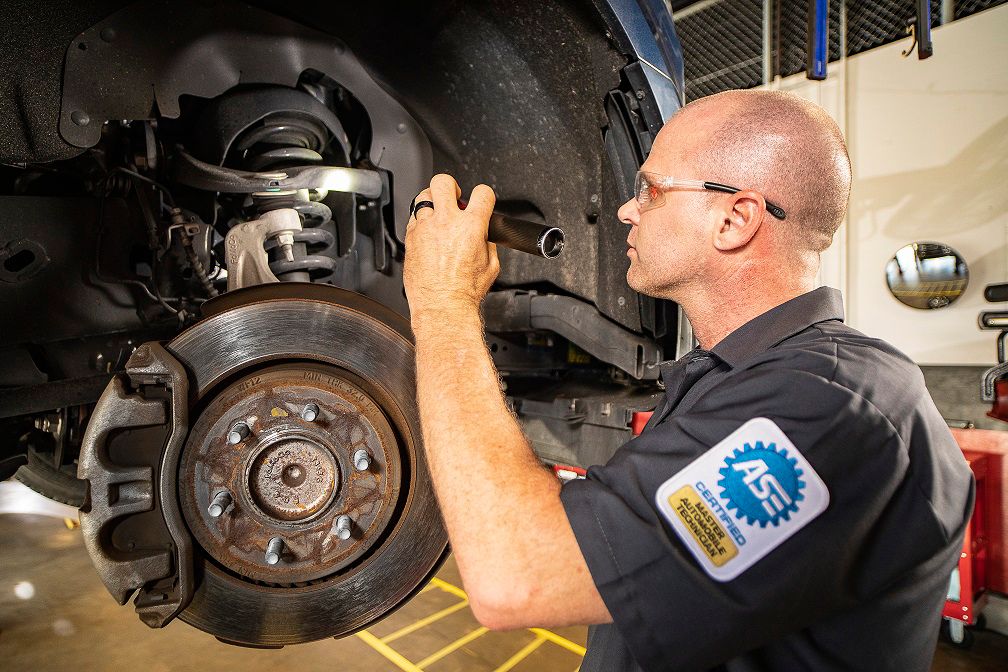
left=0, top=0, right=686, bottom=646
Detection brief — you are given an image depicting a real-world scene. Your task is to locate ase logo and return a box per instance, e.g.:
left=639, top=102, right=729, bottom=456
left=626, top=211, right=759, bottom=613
left=717, top=441, right=805, bottom=528
left=655, top=418, right=829, bottom=581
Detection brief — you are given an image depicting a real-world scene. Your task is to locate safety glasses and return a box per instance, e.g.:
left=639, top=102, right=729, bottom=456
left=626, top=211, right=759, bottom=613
left=634, top=170, right=787, bottom=220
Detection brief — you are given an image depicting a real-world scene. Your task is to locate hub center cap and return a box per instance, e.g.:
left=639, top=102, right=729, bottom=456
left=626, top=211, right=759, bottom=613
left=248, top=437, right=338, bottom=521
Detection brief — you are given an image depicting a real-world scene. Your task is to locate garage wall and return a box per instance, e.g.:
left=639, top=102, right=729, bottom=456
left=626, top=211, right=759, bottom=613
left=766, top=4, right=1008, bottom=366
left=921, top=365, right=1003, bottom=430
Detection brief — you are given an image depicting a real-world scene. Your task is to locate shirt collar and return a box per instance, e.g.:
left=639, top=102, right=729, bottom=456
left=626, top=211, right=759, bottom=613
left=709, top=286, right=845, bottom=368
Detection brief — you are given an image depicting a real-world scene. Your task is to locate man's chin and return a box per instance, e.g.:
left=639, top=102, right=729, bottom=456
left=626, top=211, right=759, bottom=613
left=626, top=270, right=650, bottom=297
left=627, top=271, right=682, bottom=303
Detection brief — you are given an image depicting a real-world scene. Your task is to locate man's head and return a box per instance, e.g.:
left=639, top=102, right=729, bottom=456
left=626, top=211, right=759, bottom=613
left=618, top=89, right=851, bottom=302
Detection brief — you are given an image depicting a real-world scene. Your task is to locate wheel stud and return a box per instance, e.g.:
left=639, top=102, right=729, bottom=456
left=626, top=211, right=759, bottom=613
left=207, top=490, right=232, bottom=518
left=353, top=449, right=371, bottom=471
left=265, top=537, right=285, bottom=565
left=301, top=403, right=320, bottom=422
left=335, top=515, right=353, bottom=540
left=227, top=421, right=250, bottom=445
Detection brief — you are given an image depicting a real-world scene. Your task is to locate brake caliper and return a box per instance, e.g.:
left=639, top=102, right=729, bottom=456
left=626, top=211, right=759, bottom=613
left=77, top=342, right=194, bottom=628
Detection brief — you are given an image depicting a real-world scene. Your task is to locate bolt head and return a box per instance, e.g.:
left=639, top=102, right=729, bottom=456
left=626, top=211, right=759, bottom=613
left=70, top=110, right=90, bottom=127
left=265, top=550, right=281, bottom=565
left=301, top=404, right=319, bottom=422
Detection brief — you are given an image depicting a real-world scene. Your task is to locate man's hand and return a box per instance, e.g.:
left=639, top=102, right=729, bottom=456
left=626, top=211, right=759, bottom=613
left=404, top=173, right=500, bottom=320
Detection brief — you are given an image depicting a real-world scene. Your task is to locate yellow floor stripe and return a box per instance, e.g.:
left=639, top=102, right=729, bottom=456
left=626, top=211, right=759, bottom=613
left=429, top=576, right=468, bottom=600
left=426, top=578, right=588, bottom=659
left=492, top=634, right=547, bottom=672
left=415, top=626, right=490, bottom=668
left=355, top=631, right=425, bottom=672
left=381, top=600, right=470, bottom=643
left=530, top=628, right=588, bottom=657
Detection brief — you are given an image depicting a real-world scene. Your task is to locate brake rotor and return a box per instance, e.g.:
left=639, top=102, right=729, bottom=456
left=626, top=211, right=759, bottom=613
left=79, top=283, right=447, bottom=646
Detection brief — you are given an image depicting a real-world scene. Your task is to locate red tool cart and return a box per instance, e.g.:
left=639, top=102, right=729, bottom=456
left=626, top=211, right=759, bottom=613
left=952, top=429, right=1008, bottom=592
left=942, top=450, right=991, bottom=647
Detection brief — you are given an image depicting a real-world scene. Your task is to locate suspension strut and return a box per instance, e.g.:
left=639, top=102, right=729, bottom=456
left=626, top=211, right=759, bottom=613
left=232, top=112, right=340, bottom=283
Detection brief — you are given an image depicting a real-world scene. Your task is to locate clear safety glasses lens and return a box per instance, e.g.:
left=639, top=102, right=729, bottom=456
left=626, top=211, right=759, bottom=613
left=634, top=171, right=667, bottom=212
left=634, top=172, right=713, bottom=214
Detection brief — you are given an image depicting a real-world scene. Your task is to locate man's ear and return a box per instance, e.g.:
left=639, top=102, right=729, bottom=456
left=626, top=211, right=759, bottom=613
left=712, top=190, right=765, bottom=251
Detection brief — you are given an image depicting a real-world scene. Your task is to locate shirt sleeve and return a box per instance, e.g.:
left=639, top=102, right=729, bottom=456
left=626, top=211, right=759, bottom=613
left=560, top=365, right=930, bottom=671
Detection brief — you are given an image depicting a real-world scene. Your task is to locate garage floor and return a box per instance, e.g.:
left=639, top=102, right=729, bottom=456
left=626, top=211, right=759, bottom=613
left=1, top=480, right=1005, bottom=671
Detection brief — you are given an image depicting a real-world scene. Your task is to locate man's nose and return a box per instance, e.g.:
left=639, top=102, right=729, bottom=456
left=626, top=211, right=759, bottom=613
left=617, top=198, right=639, bottom=227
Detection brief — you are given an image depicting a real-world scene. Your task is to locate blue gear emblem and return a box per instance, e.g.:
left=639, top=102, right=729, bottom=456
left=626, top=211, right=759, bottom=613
left=717, top=441, right=805, bottom=528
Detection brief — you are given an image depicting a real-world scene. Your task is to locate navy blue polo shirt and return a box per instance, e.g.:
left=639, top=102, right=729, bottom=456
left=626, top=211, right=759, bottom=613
left=561, top=287, right=974, bottom=672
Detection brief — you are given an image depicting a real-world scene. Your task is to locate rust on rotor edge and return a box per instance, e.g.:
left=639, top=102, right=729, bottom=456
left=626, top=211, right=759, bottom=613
left=179, top=363, right=403, bottom=585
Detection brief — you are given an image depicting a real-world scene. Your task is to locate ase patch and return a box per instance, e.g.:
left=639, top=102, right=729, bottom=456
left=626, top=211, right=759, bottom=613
left=654, top=417, right=829, bottom=581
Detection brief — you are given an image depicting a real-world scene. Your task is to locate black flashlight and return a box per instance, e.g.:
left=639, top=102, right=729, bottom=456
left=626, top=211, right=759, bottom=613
left=459, top=199, right=565, bottom=259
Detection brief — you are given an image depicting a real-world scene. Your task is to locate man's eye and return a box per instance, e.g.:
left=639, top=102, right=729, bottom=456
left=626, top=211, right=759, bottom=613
left=647, top=186, right=660, bottom=200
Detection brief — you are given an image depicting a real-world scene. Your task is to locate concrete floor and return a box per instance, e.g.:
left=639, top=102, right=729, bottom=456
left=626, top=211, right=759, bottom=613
left=1, top=480, right=1006, bottom=671
left=0, top=481, right=586, bottom=672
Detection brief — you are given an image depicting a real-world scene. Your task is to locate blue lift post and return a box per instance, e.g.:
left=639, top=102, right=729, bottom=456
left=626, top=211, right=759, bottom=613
left=806, top=0, right=828, bottom=81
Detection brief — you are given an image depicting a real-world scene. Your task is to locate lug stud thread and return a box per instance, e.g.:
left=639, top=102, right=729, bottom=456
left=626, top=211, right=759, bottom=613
left=353, top=449, right=371, bottom=471
left=207, top=490, right=232, bottom=518
left=227, top=421, right=250, bottom=445
left=301, top=403, right=320, bottom=422
left=335, top=515, right=353, bottom=540
left=265, top=537, right=285, bottom=565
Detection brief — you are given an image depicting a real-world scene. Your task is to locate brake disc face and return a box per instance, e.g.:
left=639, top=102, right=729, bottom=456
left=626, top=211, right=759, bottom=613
left=179, top=363, right=402, bottom=584
left=78, top=284, right=447, bottom=646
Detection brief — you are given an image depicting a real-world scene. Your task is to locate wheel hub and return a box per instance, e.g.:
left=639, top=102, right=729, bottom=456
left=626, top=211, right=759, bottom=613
left=180, top=363, right=402, bottom=584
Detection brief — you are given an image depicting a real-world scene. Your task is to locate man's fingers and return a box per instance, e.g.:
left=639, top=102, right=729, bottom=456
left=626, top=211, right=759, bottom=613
left=430, top=174, right=461, bottom=214
left=466, top=184, right=496, bottom=234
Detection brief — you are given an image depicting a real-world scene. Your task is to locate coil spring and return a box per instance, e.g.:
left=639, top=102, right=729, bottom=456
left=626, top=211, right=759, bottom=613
left=232, top=112, right=339, bottom=283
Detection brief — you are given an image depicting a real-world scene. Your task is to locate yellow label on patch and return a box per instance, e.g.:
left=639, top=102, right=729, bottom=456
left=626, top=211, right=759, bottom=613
left=668, top=485, right=737, bottom=567
left=271, top=407, right=288, bottom=417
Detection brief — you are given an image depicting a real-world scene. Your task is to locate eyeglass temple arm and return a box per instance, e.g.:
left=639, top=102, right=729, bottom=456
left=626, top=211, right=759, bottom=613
left=703, top=181, right=787, bottom=220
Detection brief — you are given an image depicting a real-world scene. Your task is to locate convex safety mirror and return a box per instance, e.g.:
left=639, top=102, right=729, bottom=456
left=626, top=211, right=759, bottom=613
left=885, top=242, right=969, bottom=310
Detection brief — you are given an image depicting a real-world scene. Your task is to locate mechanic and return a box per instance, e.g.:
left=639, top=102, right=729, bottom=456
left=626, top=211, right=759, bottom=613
left=401, top=89, right=974, bottom=671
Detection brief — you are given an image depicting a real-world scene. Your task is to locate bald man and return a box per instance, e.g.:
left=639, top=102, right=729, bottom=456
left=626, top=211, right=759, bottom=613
left=402, top=90, right=973, bottom=672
